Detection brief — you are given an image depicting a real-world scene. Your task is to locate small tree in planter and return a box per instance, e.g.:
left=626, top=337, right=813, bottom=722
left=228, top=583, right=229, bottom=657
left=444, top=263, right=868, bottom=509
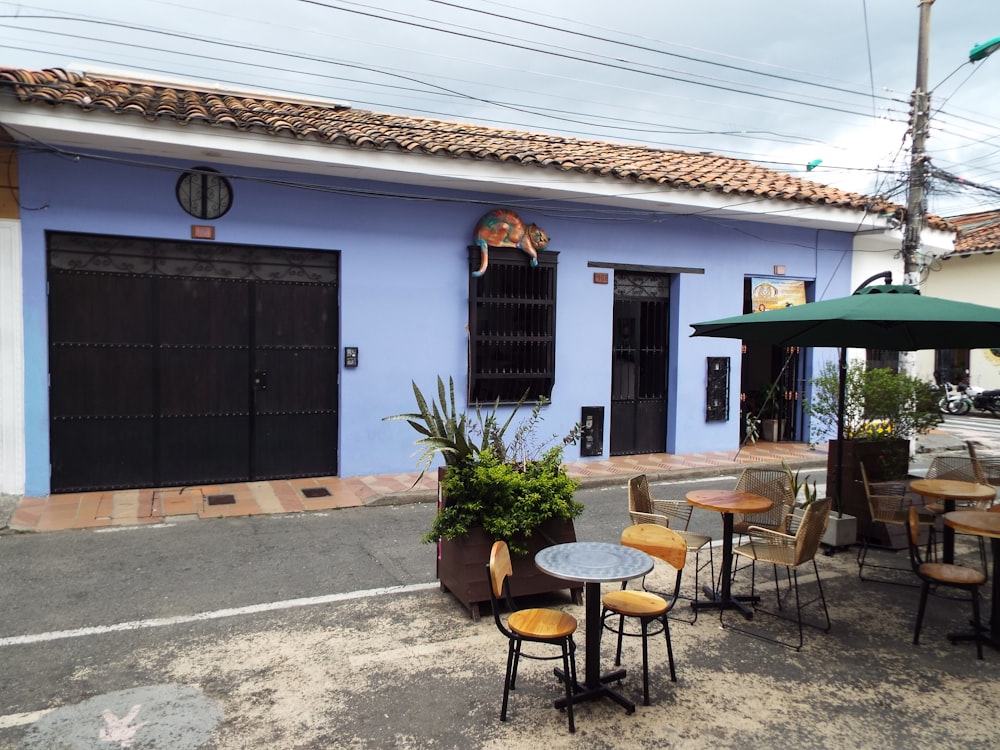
left=806, top=361, right=940, bottom=545
left=783, top=460, right=855, bottom=550
left=384, top=376, right=583, bottom=618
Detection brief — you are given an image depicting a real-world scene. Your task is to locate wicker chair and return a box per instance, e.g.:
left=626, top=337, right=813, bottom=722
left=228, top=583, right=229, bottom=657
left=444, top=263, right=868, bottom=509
left=966, top=441, right=1000, bottom=489
left=922, top=453, right=991, bottom=571
left=732, top=467, right=796, bottom=536
left=923, top=454, right=988, bottom=509
left=601, top=524, right=686, bottom=705
left=905, top=506, right=986, bottom=660
left=627, top=474, right=714, bottom=624
left=857, top=462, right=937, bottom=584
left=726, top=497, right=833, bottom=651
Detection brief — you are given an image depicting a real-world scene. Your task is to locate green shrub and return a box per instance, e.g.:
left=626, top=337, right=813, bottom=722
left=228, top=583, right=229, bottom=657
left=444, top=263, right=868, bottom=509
left=807, top=361, right=940, bottom=442
left=426, top=445, right=583, bottom=555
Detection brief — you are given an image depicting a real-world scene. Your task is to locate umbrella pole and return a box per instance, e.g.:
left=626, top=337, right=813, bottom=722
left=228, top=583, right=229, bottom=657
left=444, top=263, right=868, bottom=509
left=834, top=347, right=847, bottom=513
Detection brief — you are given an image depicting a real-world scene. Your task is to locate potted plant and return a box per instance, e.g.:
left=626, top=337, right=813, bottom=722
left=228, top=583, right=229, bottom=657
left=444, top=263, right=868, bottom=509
left=758, top=381, right=785, bottom=442
left=806, top=361, right=940, bottom=545
left=384, top=376, right=584, bottom=619
left=784, top=461, right=856, bottom=550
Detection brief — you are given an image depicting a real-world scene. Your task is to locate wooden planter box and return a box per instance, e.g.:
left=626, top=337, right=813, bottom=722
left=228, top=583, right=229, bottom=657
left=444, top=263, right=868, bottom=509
left=826, top=438, right=909, bottom=547
left=436, top=518, right=583, bottom=621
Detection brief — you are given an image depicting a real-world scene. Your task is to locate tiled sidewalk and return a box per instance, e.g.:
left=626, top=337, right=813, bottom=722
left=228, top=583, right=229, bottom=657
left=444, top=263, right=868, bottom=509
left=8, top=440, right=828, bottom=533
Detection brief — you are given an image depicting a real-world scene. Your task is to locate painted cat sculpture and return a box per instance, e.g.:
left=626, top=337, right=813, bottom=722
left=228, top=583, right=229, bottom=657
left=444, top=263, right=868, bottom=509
left=472, top=209, right=549, bottom=277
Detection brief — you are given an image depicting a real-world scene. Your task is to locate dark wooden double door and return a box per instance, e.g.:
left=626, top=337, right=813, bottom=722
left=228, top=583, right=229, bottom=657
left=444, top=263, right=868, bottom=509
left=48, top=234, right=339, bottom=492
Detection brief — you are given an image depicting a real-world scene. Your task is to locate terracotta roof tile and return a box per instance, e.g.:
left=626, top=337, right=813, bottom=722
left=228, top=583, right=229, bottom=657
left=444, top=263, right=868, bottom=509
left=0, top=67, right=950, bottom=230
left=948, top=209, right=1000, bottom=255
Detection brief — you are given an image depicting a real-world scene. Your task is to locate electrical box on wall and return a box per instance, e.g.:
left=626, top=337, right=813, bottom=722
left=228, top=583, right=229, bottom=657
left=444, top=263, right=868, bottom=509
left=580, top=406, right=604, bottom=457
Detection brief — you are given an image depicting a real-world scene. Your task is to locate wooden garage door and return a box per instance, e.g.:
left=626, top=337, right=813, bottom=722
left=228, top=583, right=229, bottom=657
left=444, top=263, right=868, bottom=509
left=47, top=233, right=339, bottom=492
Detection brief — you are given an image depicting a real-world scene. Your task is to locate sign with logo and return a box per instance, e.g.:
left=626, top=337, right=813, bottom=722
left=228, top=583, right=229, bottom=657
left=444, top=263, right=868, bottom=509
left=751, top=278, right=806, bottom=312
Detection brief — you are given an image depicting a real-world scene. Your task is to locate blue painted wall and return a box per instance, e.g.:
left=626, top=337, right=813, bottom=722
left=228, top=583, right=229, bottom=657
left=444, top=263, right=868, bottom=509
left=16, top=148, right=853, bottom=495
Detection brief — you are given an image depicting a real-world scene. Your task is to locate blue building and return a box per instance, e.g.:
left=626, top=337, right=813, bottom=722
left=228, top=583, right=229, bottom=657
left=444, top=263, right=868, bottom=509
left=0, top=67, right=947, bottom=497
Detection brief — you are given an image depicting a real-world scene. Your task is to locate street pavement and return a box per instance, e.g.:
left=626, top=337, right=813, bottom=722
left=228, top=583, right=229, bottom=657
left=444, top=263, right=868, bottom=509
left=0, top=418, right=996, bottom=749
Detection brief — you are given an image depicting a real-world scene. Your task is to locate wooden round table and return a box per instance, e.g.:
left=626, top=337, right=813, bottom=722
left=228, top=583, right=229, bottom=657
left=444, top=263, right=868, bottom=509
left=944, top=510, right=1000, bottom=650
left=910, top=479, right=996, bottom=564
left=686, top=489, right=772, bottom=617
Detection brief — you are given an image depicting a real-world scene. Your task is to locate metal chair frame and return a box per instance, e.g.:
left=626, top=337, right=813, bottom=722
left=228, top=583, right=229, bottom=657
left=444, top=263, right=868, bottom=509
left=923, top=452, right=991, bottom=574
left=600, top=524, right=686, bottom=705
left=725, top=498, right=833, bottom=651
left=905, top=506, right=986, bottom=661
left=487, top=541, right=579, bottom=732
left=857, top=462, right=936, bottom=585
left=966, top=441, right=1000, bottom=488
left=627, top=474, right=714, bottom=624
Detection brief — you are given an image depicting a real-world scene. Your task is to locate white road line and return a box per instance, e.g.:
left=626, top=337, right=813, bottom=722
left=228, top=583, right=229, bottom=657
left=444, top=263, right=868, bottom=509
left=0, top=582, right=438, bottom=648
left=0, top=708, right=55, bottom=729
left=95, top=523, right=177, bottom=533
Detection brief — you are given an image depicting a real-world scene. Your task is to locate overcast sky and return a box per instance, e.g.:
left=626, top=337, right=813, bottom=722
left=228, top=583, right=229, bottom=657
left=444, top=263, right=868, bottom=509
left=2, top=0, right=999, bottom=217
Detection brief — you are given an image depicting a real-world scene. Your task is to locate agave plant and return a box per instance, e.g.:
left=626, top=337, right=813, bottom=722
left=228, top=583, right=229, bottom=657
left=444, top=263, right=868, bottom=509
left=383, top=376, right=525, bottom=481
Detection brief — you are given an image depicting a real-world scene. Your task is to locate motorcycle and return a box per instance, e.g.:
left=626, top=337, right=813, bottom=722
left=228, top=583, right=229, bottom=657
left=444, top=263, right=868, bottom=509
left=941, top=382, right=1000, bottom=416
left=967, top=384, right=1000, bottom=416
left=938, top=382, right=972, bottom=414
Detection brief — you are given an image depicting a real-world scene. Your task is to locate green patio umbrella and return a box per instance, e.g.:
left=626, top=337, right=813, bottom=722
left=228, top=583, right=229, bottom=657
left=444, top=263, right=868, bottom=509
left=690, top=278, right=1000, bottom=505
left=691, top=283, right=1000, bottom=351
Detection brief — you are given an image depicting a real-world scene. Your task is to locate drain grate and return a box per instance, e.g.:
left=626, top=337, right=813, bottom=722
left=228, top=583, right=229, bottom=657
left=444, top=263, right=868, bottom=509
left=205, top=494, right=236, bottom=506
left=301, top=487, right=331, bottom=498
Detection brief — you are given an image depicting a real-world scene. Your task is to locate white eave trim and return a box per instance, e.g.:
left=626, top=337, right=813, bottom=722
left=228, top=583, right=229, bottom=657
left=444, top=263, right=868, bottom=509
left=0, top=104, right=893, bottom=233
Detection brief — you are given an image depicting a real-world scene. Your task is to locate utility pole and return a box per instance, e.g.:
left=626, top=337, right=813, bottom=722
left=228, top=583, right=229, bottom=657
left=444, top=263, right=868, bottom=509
left=902, top=0, right=934, bottom=287
left=899, top=0, right=934, bottom=375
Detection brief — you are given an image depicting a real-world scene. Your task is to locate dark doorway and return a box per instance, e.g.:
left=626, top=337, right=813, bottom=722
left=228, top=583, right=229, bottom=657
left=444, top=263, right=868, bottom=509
left=47, top=233, right=339, bottom=492
left=610, top=272, right=670, bottom=456
left=934, top=349, right=970, bottom=385
left=740, top=345, right=807, bottom=443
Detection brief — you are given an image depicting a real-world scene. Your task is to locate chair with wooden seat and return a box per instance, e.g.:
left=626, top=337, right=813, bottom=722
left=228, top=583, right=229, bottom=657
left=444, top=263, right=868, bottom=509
left=601, top=524, right=686, bottom=706
left=726, top=497, right=832, bottom=651
left=487, top=541, right=579, bottom=732
left=905, top=506, right=986, bottom=660
left=857, top=462, right=936, bottom=584
left=627, top=474, right=714, bottom=623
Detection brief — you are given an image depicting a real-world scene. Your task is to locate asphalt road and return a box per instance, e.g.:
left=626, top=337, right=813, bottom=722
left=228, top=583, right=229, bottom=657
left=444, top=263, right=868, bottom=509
left=1, top=414, right=990, bottom=748
left=0, top=473, right=748, bottom=749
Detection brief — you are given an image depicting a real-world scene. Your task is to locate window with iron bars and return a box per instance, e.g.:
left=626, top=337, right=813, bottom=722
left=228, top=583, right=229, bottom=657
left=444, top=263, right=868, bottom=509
left=468, top=246, right=558, bottom=404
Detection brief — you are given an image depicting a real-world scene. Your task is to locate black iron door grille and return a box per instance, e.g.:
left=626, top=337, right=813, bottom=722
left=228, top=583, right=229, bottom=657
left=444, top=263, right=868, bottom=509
left=610, top=272, right=670, bottom=456
left=47, top=233, right=340, bottom=492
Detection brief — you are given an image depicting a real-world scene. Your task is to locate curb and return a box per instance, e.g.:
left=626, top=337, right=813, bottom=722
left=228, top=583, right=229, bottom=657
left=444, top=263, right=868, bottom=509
left=363, top=456, right=832, bottom=507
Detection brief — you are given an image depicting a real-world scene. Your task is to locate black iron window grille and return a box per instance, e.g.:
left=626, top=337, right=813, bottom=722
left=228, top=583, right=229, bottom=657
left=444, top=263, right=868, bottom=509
left=706, top=357, right=730, bottom=422
left=468, top=246, right=558, bottom=404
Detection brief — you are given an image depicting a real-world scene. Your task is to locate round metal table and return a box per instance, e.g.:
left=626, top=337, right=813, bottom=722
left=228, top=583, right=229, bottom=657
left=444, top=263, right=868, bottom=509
left=535, top=541, right=653, bottom=714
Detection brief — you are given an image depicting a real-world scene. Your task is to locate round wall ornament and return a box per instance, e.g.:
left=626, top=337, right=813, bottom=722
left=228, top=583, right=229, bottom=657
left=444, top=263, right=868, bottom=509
left=176, top=166, right=233, bottom=220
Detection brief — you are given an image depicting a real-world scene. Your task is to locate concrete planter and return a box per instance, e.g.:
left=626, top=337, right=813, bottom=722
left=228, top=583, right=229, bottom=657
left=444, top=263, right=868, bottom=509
left=761, top=418, right=785, bottom=442
left=822, top=512, right=858, bottom=550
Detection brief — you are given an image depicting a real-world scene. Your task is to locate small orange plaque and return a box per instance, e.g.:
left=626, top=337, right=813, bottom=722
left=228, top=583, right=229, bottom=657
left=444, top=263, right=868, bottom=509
left=191, top=225, right=215, bottom=240
left=593, top=272, right=609, bottom=285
